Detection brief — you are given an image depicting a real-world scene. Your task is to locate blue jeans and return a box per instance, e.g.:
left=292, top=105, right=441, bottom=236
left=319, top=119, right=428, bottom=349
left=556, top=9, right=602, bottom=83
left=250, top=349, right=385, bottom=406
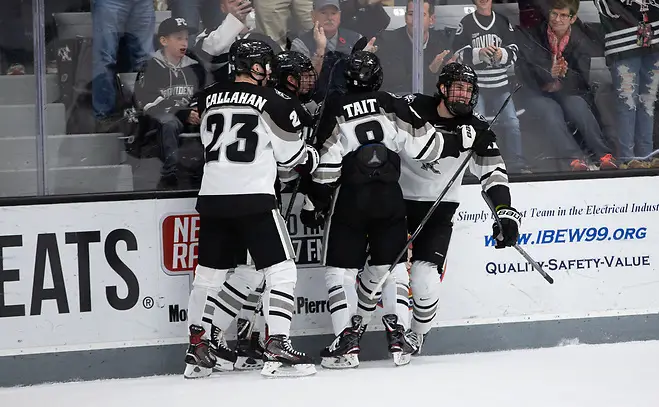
left=610, top=53, right=659, bottom=159
left=525, top=92, right=610, bottom=163
left=475, top=90, right=527, bottom=172
left=92, top=0, right=154, bottom=119
left=169, top=0, right=225, bottom=47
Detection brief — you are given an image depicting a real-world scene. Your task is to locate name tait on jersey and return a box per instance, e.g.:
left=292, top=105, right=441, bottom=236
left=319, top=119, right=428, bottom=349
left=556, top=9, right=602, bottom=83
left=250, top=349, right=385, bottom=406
left=343, top=98, right=378, bottom=119
left=206, top=92, right=267, bottom=111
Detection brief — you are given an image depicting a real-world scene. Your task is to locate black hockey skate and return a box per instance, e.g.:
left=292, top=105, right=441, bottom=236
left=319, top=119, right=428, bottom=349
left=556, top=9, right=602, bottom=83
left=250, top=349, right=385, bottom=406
left=183, top=325, right=216, bottom=379
left=320, top=315, right=363, bottom=369
left=404, top=329, right=424, bottom=355
left=234, top=318, right=265, bottom=370
left=261, top=335, right=316, bottom=377
left=209, top=325, right=237, bottom=372
left=382, top=314, right=416, bottom=366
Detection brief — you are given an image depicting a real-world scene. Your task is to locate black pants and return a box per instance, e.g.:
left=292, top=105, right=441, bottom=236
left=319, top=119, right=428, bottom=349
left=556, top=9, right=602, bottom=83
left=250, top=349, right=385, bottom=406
left=198, top=210, right=295, bottom=271
left=405, top=200, right=458, bottom=268
left=323, top=182, right=407, bottom=268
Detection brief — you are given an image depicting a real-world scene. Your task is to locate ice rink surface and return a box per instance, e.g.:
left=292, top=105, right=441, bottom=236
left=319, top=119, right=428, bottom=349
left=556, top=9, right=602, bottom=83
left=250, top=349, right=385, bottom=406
left=3, top=340, right=659, bottom=407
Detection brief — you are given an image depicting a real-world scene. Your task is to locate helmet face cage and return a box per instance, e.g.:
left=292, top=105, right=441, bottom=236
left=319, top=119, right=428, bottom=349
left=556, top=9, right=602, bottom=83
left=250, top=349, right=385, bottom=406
left=436, top=63, right=479, bottom=117
left=229, top=40, right=274, bottom=84
left=344, top=51, right=383, bottom=92
left=271, top=51, right=317, bottom=102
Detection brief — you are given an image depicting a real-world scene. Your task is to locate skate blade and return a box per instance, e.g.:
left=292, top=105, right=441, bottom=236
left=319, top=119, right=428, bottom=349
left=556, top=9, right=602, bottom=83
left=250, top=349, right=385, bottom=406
left=260, top=361, right=317, bottom=377
left=320, top=354, right=359, bottom=369
left=392, top=352, right=411, bottom=366
left=234, top=356, right=264, bottom=371
left=212, top=358, right=235, bottom=372
left=184, top=363, right=212, bottom=379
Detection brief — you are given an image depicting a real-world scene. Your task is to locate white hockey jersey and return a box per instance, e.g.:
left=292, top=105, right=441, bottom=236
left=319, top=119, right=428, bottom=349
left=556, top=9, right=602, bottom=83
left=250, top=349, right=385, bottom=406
left=400, top=94, right=511, bottom=206
left=312, top=91, right=452, bottom=185
left=196, top=81, right=308, bottom=216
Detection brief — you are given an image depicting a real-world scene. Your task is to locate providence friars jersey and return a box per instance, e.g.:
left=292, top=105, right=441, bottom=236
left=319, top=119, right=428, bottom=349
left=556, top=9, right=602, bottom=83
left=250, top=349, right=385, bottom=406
left=400, top=94, right=509, bottom=205
left=196, top=82, right=308, bottom=216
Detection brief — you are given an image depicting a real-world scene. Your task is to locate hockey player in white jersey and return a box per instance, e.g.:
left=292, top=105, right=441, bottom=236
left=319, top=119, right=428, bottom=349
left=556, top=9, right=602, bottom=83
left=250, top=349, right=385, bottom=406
left=302, top=51, right=486, bottom=368
left=400, top=62, right=521, bottom=354
left=184, top=39, right=319, bottom=379
left=230, top=50, right=320, bottom=371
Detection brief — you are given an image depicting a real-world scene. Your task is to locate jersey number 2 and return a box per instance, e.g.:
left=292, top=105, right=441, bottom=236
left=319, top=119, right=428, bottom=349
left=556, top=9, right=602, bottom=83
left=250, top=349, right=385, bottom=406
left=205, top=113, right=258, bottom=163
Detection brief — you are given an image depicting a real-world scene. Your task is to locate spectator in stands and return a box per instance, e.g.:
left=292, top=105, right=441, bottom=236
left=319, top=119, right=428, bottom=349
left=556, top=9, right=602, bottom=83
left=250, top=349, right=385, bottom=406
left=135, top=18, right=206, bottom=189
left=254, top=0, right=314, bottom=48
left=169, top=0, right=225, bottom=48
left=93, top=0, right=155, bottom=132
left=291, top=0, right=376, bottom=101
left=594, top=0, right=659, bottom=166
left=453, top=0, right=528, bottom=173
left=338, top=0, right=391, bottom=39
left=516, top=0, right=617, bottom=171
left=194, top=0, right=281, bottom=85
left=378, top=0, right=454, bottom=95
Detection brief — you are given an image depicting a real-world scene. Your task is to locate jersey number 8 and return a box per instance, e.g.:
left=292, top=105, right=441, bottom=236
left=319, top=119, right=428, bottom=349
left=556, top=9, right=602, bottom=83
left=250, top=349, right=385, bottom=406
left=204, top=112, right=259, bottom=163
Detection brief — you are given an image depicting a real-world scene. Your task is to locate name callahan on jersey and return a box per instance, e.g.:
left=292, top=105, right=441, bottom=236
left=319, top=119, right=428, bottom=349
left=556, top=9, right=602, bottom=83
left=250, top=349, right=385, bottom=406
left=205, top=91, right=267, bottom=111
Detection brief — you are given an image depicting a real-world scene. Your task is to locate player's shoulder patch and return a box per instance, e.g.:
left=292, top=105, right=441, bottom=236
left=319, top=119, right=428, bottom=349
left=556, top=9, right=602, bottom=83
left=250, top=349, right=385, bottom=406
left=403, top=93, right=417, bottom=104
left=274, top=88, right=291, bottom=100
left=472, top=112, right=489, bottom=127
left=456, top=22, right=463, bottom=35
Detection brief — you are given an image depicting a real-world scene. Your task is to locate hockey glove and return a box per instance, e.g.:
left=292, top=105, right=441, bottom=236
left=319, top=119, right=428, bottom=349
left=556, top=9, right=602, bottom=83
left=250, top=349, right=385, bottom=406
left=300, top=196, right=326, bottom=228
left=472, top=128, right=497, bottom=156
left=492, top=206, right=521, bottom=249
left=294, top=145, right=320, bottom=175
left=457, top=125, right=476, bottom=152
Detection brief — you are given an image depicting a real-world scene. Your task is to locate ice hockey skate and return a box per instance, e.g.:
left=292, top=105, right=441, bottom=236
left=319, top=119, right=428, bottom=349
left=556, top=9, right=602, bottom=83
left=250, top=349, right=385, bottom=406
left=183, top=325, right=216, bottom=379
left=261, top=335, right=316, bottom=377
left=382, top=314, right=416, bottom=366
left=404, top=329, right=424, bottom=355
left=320, top=315, right=363, bottom=369
left=209, top=325, right=237, bottom=372
left=234, top=318, right=265, bottom=370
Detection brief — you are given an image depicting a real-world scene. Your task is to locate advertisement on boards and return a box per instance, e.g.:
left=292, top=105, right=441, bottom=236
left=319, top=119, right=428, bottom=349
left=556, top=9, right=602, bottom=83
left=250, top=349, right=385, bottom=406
left=438, top=176, right=659, bottom=326
left=1, top=176, right=657, bottom=356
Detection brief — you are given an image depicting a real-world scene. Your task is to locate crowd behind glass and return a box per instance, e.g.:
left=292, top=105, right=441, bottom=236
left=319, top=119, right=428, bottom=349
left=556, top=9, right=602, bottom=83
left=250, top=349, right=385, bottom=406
left=1, top=0, right=658, bottom=196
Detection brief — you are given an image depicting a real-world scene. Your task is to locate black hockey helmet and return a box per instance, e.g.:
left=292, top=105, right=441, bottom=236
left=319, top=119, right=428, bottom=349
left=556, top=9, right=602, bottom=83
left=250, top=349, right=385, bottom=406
left=229, top=39, right=274, bottom=85
left=343, top=51, right=383, bottom=92
left=436, top=62, right=479, bottom=117
left=270, top=50, right=317, bottom=102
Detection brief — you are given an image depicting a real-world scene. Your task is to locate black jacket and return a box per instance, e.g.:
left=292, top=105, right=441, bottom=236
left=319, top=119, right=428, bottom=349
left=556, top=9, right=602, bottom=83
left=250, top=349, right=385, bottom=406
left=135, top=50, right=206, bottom=123
left=515, top=23, right=591, bottom=97
left=378, top=27, right=454, bottom=95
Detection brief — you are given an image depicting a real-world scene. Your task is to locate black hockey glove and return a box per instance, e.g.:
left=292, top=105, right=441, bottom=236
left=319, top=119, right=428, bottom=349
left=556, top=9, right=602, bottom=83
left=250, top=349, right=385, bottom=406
left=457, top=124, right=476, bottom=152
left=492, top=206, right=522, bottom=249
left=294, top=145, right=320, bottom=175
left=300, top=196, right=326, bottom=228
left=472, top=128, right=497, bottom=155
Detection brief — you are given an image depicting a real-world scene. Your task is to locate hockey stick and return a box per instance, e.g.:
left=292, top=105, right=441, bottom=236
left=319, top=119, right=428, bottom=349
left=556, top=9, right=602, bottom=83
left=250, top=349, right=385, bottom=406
left=480, top=191, right=553, bottom=284
left=368, top=84, right=522, bottom=300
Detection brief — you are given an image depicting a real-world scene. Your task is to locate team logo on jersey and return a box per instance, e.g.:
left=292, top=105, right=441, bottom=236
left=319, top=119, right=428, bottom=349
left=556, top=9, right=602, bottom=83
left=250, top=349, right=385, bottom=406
left=403, top=94, right=416, bottom=104
left=274, top=88, right=291, bottom=100
left=421, top=160, right=442, bottom=174
left=159, top=213, right=199, bottom=284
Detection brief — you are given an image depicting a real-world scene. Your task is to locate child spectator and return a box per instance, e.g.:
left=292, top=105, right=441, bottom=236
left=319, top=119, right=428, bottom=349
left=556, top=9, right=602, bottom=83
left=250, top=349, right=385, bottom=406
left=135, top=18, right=206, bottom=189
left=453, top=0, right=529, bottom=173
